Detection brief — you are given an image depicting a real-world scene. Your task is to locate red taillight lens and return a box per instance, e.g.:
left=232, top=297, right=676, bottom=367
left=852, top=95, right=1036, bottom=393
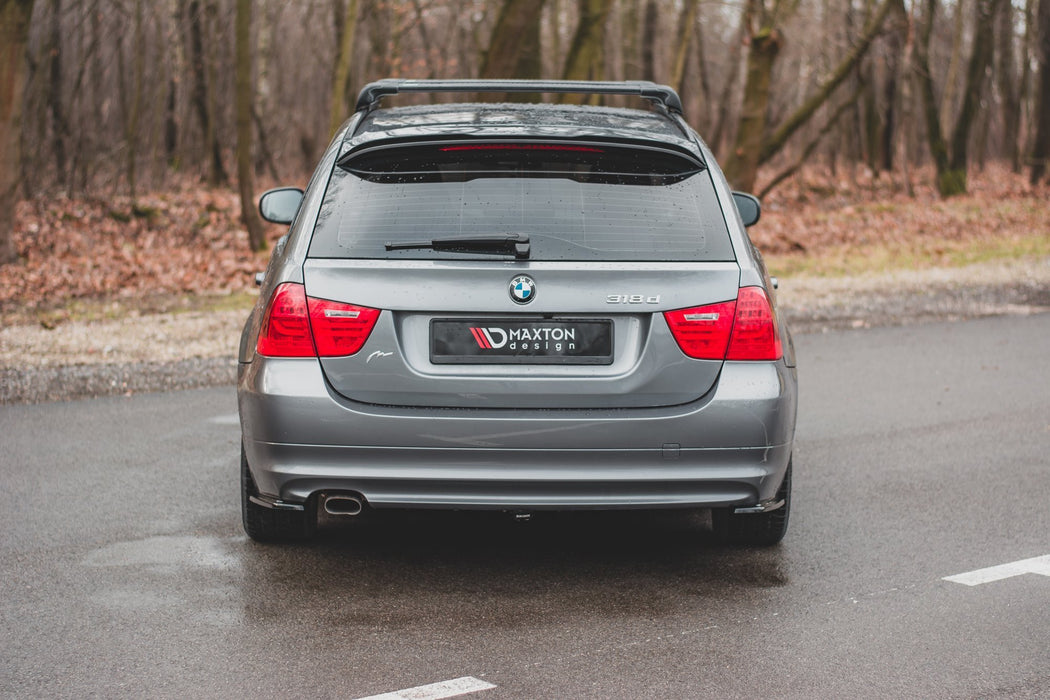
left=664, top=300, right=737, bottom=360
left=307, top=297, right=380, bottom=357
left=257, top=283, right=381, bottom=358
left=726, top=286, right=783, bottom=361
left=257, top=283, right=315, bottom=357
left=664, top=287, right=782, bottom=362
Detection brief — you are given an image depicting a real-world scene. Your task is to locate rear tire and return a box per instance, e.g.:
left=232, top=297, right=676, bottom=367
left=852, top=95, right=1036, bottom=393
left=241, top=445, right=314, bottom=542
left=712, top=460, right=791, bottom=546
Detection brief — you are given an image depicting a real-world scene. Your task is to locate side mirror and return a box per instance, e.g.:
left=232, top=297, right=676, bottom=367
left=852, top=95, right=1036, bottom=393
left=259, top=187, right=304, bottom=225
left=731, top=191, right=761, bottom=228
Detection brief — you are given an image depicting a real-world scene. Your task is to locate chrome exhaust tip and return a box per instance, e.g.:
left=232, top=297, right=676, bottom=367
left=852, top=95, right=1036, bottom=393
left=322, top=494, right=365, bottom=517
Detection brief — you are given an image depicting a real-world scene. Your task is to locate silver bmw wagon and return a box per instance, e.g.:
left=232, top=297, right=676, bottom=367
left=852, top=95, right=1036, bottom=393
left=237, top=80, right=797, bottom=545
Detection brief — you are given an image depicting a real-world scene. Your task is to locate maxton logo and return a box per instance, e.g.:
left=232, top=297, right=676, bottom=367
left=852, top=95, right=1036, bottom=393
left=470, top=327, right=508, bottom=349
left=469, top=326, right=577, bottom=351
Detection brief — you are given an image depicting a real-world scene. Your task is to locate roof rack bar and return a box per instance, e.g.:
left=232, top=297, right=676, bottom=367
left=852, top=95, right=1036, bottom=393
left=354, top=79, right=683, bottom=114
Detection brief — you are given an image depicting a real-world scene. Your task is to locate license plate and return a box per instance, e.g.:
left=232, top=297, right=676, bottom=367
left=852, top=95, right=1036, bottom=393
left=431, top=319, right=613, bottom=365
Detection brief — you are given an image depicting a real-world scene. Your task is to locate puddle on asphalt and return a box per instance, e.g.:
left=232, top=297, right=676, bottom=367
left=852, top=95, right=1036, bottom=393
left=82, top=535, right=241, bottom=572
left=80, top=536, right=244, bottom=626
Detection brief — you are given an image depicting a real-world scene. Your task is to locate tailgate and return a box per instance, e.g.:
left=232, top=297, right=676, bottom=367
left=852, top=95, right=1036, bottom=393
left=304, top=259, right=740, bottom=409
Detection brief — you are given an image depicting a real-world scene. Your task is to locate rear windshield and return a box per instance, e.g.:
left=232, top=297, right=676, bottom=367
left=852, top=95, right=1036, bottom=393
left=307, top=143, right=735, bottom=262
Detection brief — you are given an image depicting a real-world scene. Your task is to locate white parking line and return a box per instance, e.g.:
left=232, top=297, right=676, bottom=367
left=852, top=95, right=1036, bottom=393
left=943, top=554, right=1050, bottom=586
left=208, top=413, right=239, bottom=426
left=355, top=676, right=496, bottom=700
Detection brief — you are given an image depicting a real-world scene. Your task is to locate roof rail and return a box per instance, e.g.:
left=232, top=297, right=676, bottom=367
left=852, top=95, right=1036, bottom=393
left=354, top=79, right=684, bottom=115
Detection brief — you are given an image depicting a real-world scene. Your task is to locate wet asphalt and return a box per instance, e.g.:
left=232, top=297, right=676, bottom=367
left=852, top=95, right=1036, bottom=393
left=1, top=313, right=1048, bottom=698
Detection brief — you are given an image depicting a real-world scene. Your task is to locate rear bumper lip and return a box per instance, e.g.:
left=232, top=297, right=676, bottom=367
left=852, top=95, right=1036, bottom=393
left=248, top=493, right=305, bottom=512
left=238, top=356, right=797, bottom=510
left=733, top=496, right=787, bottom=514
left=245, top=441, right=792, bottom=509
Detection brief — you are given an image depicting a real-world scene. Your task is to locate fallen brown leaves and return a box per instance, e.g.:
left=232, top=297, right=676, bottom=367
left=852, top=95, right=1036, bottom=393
left=751, top=163, right=1050, bottom=257
left=1, top=182, right=285, bottom=314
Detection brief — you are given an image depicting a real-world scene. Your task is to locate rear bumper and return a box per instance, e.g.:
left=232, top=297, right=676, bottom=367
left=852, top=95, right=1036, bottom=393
left=237, top=358, right=796, bottom=510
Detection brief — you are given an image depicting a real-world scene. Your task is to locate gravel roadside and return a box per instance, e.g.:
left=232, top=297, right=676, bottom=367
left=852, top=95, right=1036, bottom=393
left=2, top=257, right=1048, bottom=404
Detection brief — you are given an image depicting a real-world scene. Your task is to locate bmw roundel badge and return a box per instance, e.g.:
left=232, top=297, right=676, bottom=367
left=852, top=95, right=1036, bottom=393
left=509, top=275, right=536, bottom=304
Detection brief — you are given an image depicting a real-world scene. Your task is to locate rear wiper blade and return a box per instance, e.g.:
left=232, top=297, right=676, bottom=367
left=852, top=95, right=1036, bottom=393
left=385, top=234, right=530, bottom=259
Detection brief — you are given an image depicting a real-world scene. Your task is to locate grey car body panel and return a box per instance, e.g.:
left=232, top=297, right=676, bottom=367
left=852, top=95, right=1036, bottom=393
left=237, top=92, right=798, bottom=512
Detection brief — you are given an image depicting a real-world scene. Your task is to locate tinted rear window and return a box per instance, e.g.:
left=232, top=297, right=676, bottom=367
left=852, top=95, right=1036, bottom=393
left=308, top=143, right=735, bottom=262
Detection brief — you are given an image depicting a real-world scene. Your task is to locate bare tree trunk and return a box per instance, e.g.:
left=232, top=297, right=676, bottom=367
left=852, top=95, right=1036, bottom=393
left=68, top=0, right=100, bottom=196
left=880, top=7, right=906, bottom=172
left=974, top=79, right=992, bottom=170
left=845, top=0, right=863, bottom=167
left=640, top=0, right=657, bottom=82
left=164, top=2, right=180, bottom=169
left=940, top=0, right=967, bottom=132
left=410, top=0, right=437, bottom=79
left=20, top=10, right=43, bottom=200
left=0, top=0, right=34, bottom=265
left=204, top=1, right=227, bottom=185
left=622, top=0, right=641, bottom=80
left=120, top=0, right=145, bottom=202
left=723, top=0, right=784, bottom=192
left=189, top=0, right=227, bottom=186
left=365, top=3, right=393, bottom=79
left=692, top=11, right=713, bottom=131
left=236, top=0, right=265, bottom=251
left=47, top=0, right=69, bottom=188
left=1031, top=0, right=1050, bottom=183
left=710, top=14, right=748, bottom=156
left=670, top=0, right=699, bottom=94
left=997, top=0, right=1021, bottom=171
left=861, top=57, right=879, bottom=172
left=86, top=0, right=103, bottom=192
left=916, top=0, right=954, bottom=191
left=856, top=0, right=881, bottom=174
left=479, top=0, right=547, bottom=81
left=251, top=103, right=279, bottom=181
left=548, top=0, right=564, bottom=76
left=1020, top=0, right=1035, bottom=170
left=899, top=3, right=917, bottom=196
left=514, top=1, right=543, bottom=83
left=329, top=0, right=359, bottom=135
left=946, top=0, right=1005, bottom=188
left=389, top=7, right=407, bottom=77
left=164, top=77, right=177, bottom=167
left=560, top=0, right=613, bottom=95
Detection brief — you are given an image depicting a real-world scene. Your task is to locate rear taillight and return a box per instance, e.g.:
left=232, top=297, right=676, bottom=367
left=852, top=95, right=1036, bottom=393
left=257, top=283, right=315, bottom=357
left=664, top=286, right=782, bottom=362
left=726, top=286, right=782, bottom=361
left=257, top=283, right=380, bottom=358
left=307, top=297, right=380, bottom=356
left=663, top=300, right=737, bottom=360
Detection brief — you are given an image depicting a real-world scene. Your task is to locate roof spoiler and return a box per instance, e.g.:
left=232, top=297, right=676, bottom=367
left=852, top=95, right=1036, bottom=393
left=354, top=79, right=684, bottom=115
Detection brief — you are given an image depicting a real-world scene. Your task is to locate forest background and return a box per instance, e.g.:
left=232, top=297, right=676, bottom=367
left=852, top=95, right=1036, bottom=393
left=0, top=0, right=1048, bottom=318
